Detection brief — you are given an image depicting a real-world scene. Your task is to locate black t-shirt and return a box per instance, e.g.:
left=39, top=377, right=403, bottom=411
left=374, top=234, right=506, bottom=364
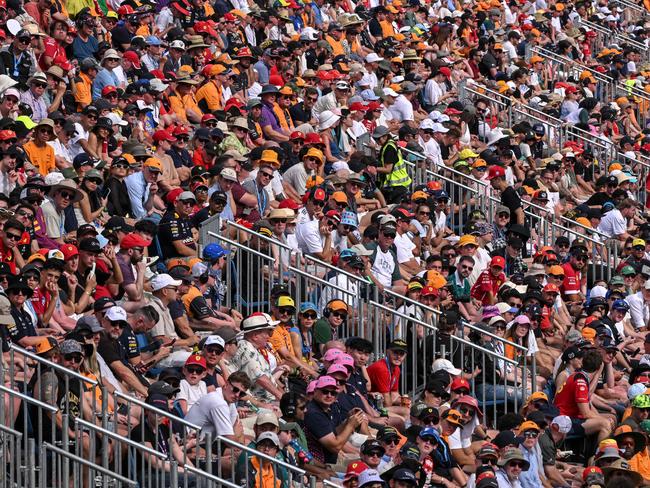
left=500, top=186, right=522, bottom=219
left=584, top=192, right=610, bottom=207
left=158, top=210, right=196, bottom=260
left=119, top=324, right=140, bottom=360
left=289, top=102, right=312, bottom=125
left=169, top=300, right=186, bottom=320
left=304, top=400, right=344, bottom=464
left=129, top=422, right=172, bottom=474
left=7, top=305, right=36, bottom=343
left=573, top=161, right=594, bottom=182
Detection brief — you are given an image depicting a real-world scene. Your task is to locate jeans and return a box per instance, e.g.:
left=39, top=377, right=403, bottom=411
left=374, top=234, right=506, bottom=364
left=475, top=382, right=525, bottom=408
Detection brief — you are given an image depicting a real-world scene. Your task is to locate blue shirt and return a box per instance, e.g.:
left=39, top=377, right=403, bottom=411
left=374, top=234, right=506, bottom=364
left=92, top=68, right=119, bottom=100
left=72, top=36, right=98, bottom=62
left=519, top=444, right=543, bottom=488
left=253, top=60, right=269, bottom=84
left=125, top=171, right=150, bottom=219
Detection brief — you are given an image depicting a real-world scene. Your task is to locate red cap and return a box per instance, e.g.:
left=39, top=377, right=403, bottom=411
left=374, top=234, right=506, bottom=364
left=366, top=101, right=383, bottom=111
left=120, top=232, right=152, bottom=250
left=349, top=102, right=368, bottom=112
left=444, top=107, right=463, bottom=115
left=235, top=47, right=253, bottom=58
left=450, top=377, right=471, bottom=391
left=325, top=210, right=341, bottom=223
left=565, top=85, right=578, bottom=94
left=153, top=129, right=176, bottom=143
left=172, top=126, right=189, bottom=136
left=201, top=114, right=216, bottom=123
left=150, top=69, right=165, bottom=80
left=583, top=467, right=602, bottom=482
left=0, top=0, right=7, bottom=9
left=290, top=130, right=305, bottom=140
left=165, top=188, right=184, bottom=205
left=185, top=354, right=207, bottom=369
left=393, top=207, right=415, bottom=219
left=278, top=199, right=300, bottom=210
left=0, top=130, right=16, bottom=141
left=328, top=70, right=343, bottom=79
left=223, top=12, right=237, bottom=21
left=101, top=85, right=117, bottom=96
left=171, top=2, right=190, bottom=15
left=304, top=132, right=323, bottom=145
left=487, top=165, right=506, bottom=179
left=191, top=181, right=208, bottom=192
left=543, top=283, right=560, bottom=293
left=59, top=244, right=78, bottom=260
left=225, top=98, right=244, bottom=109
left=585, top=316, right=598, bottom=325
left=420, top=285, right=438, bottom=297
left=439, top=67, right=451, bottom=78
left=117, top=4, right=134, bottom=15
left=195, top=21, right=219, bottom=37
left=344, top=461, right=369, bottom=481
left=490, top=256, right=506, bottom=269
left=122, top=50, right=141, bottom=69
left=310, top=187, right=327, bottom=202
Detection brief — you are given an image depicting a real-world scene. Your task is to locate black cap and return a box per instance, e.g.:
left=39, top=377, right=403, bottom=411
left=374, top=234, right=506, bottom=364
left=77, top=223, right=98, bottom=237
left=148, top=380, right=180, bottom=396
left=492, top=430, right=523, bottom=449
left=361, top=439, right=385, bottom=455
left=105, top=216, right=134, bottom=233
left=388, top=338, right=408, bottom=351
left=78, top=237, right=101, bottom=254
left=93, top=297, right=116, bottom=312
left=507, top=236, right=523, bottom=249
left=555, top=236, right=570, bottom=246
left=418, top=406, right=439, bottom=422
left=210, top=190, right=227, bottom=203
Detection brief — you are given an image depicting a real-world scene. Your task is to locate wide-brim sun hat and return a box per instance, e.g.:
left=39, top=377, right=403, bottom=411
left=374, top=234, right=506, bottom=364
left=318, top=110, right=340, bottom=131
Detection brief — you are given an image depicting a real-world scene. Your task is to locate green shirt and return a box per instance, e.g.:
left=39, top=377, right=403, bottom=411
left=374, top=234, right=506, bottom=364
left=313, top=318, right=334, bottom=358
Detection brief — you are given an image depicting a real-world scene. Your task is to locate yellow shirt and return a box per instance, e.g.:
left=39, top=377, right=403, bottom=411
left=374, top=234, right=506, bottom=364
left=380, top=20, right=396, bottom=38
left=169, top=90, right=203, bottom=125
left=630, top=449, right=650, bottom=482
left=269, top=324, right=295, bottom=357
left=196, top=81, right=222, bottom=111
left=325, top=34, right=345, bottom=56
left=74, top=72, right=93, bottom=109
left=24, top=141, right=55, bottom=176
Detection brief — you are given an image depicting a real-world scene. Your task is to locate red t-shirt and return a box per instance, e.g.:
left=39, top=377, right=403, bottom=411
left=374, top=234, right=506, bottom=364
left=470, top=270, right=505, bottom=305
left=561, top=262, right=582, bottom=296
left=38, top=37, right=69, bottom=71
left=367, top=358, right=400, bottom=393
left=31, top=286, right=51, bottom=318
left=0, top=240, right=17, bottom=274
left=554, top=371, right=590, bottom=419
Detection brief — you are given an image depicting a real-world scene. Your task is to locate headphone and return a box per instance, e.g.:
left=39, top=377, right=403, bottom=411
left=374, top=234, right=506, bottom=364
left=323, top=299, right=347, bottom=320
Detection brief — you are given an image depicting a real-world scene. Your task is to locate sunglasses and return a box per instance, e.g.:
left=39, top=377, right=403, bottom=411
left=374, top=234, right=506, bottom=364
left=60, top=191, right=75, bottom=200
left=335, top=378, right=346, bottom=386
left=575, top=255, right=588, bottom=262
left=176, top=136, right=189, bottom=141
left=230, top=383, right=246, bottom=397
left=366, top=451, right=383, bottom=457
left=508, top=302, right=521, bottom=308
left=86, top=113, right=98, bottom=119
left=10, top=289, right=28, bottom=296
left=126, top=110, right=137, bottom=116
left=112, top=163, right=129, bottom=169
left=523, top=430, right=538, bottom=438
left=5, top=232, right=21, bottom=241
left=321, top=389, right=338, bottom=396
left=110, top=321, right=126, bottom=328
left=86, top=178, right=102, bottom=185
left=302, top=312, right=317, bottom=319
left=332, top=311, right=347, bottom=319
left=64, top=353, right=84, bottom=363
left=311, top=200, right=325, bottom=207
left=475, top=167, right=487, bottom=172
left=453, top=388, right=470, bottom=395
left=498, top=213, right=509, bottom=218
left=419, top=211, right=430, bottom=215
left=382, top=232, right=396, bottom=238
left=461, top=265, right=474, bottom=270
left=508, top=461, right=526, bottom=468
left=271, top=218, right=287, bottom=224
left=343, top=225, right=355, bottom=231
left=1, top=138, right=16, bottom=144
left=260, top=171, right=274, bottom=179
left=482, top=458, right=498, bottom=466
left=279, top=307, right=295, bottom=315
left=383, top=438, right=400, bottom=445
left=187, top=366, right=205, bottom=374
left=494, top=325, right=506, bottom=330
left=205, top=345, right=224, bottom=354
left=19, top=37, right=31, bottom=43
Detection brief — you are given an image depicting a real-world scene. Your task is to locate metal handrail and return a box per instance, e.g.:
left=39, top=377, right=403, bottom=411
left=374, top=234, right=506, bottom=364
left=532, top=46, right=614, bottom=83
left=74, top=418, right=167, bottom=458
left=9, top=344, right=99, bottom=386
left=182, top=465, right=242, bottom=487
left=0, top=384, right=58, bottom=412
left=288, top=265, right=355, bottom=295
left=113, top=390, right=201, bottom=431
left=42, top=442, right=138, bottom=486
left=207, top=230, right=278, bottom=261
left=226, top=220, right=294, bottom=252
left=216, top=436, right=308, bottom=475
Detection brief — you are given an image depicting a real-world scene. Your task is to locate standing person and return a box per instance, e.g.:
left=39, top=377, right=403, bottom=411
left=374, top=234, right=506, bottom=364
left=488, top=166, right=524, bottom=226
left=373, top=126, right=412, bottom=204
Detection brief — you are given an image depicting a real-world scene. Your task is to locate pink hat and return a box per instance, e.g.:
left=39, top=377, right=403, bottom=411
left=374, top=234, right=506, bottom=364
left=315, top=375, right=338, bottom=390
left=323, top=348, right=343, bottom=362
left=335, top=353, right=355, bottom=369
left=453, top=394, right=483, bottom=418
left=327, top=363, right=349, bottom=376
left=514, top=315, right=531, bottom=325
left=306, top=380, right=318, bottom=394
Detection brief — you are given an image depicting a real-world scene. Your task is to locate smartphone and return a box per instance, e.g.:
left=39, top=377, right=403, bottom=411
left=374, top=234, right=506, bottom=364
left=88, top=263, right=96, bottom=279
left=162, top=338, right=177, bottom=348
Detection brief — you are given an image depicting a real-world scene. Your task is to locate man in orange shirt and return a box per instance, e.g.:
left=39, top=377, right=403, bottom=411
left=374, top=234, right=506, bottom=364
left=24, top=119, right=56, bottom=177
left=169, top=77, right=203, bottom=125
left=196, top=64, right=230, bottom=113
left=74, top=57, right=100, bottom=111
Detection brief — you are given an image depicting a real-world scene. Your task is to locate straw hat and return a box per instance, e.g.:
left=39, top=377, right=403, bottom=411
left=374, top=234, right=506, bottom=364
left=48, top=179, right=83, bottom=203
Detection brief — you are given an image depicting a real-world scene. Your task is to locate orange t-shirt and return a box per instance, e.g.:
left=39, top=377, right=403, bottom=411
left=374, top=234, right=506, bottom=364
left=24, top=141, right=55, bottom=176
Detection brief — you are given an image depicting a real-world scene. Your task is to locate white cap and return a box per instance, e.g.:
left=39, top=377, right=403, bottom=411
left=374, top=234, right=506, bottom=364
left=358, top=469, right=384, bottom=487
left=150, top=78, right=169, bottom=92
left=432, top=358, right=462, bottom=375
left=628, top=382, right=647, bottom=400
left=383, top=87, right=399, bottom=97
left=220, top=168, right=238, bottom=181
left=378, top=214, right=397, bottom=226
left=365, top=52, right=384, bottom=63
left=105, top=305, right=128, bottom=322
left=3, top=88, right=19, bottom=99
left=107, top=112, right=128, bottom=126
left=551, top=415, right=572, bottom=434
left=150, top=273, right=182, bottom=291
left=48, top=249, right=64, bottom=260
left=643, top=278, right=650, bottom=290
left=335, top=80, right=350, bottom=90
left=169, top=40, right=186, bottom=50
left=44, top=172, right=65, bottom=186
left=256, top=431, right=280, bottom=447
left=605, top=14, right=617, bottom=21
left=590, top=285, right=608, bottom=299
left=204, top=335, right=225, bottom=348
left=419, top=118, right=435, bottom=130
left=431, top=123, right=449, bottom=133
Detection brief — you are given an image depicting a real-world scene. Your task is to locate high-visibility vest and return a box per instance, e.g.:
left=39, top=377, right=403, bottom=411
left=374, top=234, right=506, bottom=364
left=325, top=34, right=345, bottom=56
left=379, top=139, right=412, bottom=188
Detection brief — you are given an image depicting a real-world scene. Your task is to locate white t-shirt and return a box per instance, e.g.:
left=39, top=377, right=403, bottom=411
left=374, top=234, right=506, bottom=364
left=372, top=247, right=397, bottom=287
left=178, top=379, right=208, bottom=412
left=295, top=220, right=324, bottom=254
left=394, top=232, right=416, bottom=264
left=597, top=209, right=627, bottom=238
left=388, top=95, right=414, bottom=122
left=69, top=123, right=89, bottom=159
left=184, top=388, right=237, bottom=438
left=447, top=415, right=479, bottom=449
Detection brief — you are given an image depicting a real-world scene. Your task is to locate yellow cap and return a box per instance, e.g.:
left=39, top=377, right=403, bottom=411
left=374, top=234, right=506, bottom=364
left=517, top=420, right=541, bottom=434
left=143, top=157, right=162, bottom=172
left=304, top=147, right=325, bottom=164
left=277, top=296, right=296, bottom=308
left=458, top=235, right=479, bottom=247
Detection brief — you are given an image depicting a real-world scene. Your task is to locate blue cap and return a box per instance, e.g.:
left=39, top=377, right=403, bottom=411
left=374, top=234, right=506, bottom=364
left=611, top=299, right=630, bottom=312
left=340, top=210, right=358, bottom=228
left=145, top=36, right=163, bottom=46
left=339, top=249, right=356, bottom=260
left=203, top=243, right=230, bottom=260
left=359, top=89, right=380, bottom=101
left=433, top=189, right=449, bottom=199
left=96, top=234, right=109, bottom=249
left=418, top=427, right=437, bottom=438
left=299, top=302, right=318, bottom=314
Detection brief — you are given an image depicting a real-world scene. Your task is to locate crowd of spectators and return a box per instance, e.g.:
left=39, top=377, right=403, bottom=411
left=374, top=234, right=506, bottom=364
left=2, top=0, right=650, bottom=486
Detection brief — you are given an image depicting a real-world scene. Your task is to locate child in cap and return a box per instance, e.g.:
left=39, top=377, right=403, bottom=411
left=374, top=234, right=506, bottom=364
left=177, top=353, right=208, bottom=414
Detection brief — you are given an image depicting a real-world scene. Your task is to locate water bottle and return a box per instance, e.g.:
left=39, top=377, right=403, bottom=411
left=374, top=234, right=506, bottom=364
left=289, top=439, right=313, bottom=463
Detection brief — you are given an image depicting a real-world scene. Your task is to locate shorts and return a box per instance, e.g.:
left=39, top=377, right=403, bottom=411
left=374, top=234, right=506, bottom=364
left=569, top=418, right=586, bottom=436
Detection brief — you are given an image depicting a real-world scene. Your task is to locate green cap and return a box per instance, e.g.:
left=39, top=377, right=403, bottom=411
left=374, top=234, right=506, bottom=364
left=621, top=265, right=637, bottom=276
left=16, top=115, right=36, bottom=130
left=84, top=168, right=103, bottom=181
left=609, top=275, right=625, bottom=286
left=61, top=167, right=78, bottom=180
